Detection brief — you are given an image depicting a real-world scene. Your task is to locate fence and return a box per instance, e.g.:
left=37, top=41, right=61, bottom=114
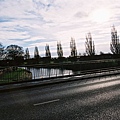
left=0, top=66, right=120, bottom=84
left=0, top=66, right=73, bottom=84
left=27, top=67, right=73, bottom=79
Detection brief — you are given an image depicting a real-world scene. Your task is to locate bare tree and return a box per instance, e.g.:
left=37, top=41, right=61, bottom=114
left=70, top=37, right=77, bottom=57
left=57, top=41, right=63, bottom=58
left=24, top=48, right=30, bottom=59
left=45, top=44, right=51, bottom=58
left=110, top=26, right=120, bottom=54
left=34, top=46, right=40, bottom=59
left=85, top=33, right=95, bottom=56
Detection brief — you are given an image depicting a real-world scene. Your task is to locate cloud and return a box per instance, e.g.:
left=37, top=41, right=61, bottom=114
left=0, top=0, right=120, bottom=57
left=23, top=36, right=46, bottom=42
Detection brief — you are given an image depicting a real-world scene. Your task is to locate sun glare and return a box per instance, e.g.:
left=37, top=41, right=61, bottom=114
left=90, top=8, right=111, bottom=23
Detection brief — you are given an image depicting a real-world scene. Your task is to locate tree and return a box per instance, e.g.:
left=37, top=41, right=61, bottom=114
left=0, top=43, right=4, bottom=60
left=70, top=37, right=77, bottom=57
left=57, top=41, right=63, bottom=58
left=110, top=26, right=120, bottom=54
left=5, top=45, right=24, bottom=60
left=85, top=32, right=95, bottom=56
left=45, top=44, right=51, bottom=58
left=34, top=46, right=40, bottom=59
left=24, top=48, right=30, bottom=59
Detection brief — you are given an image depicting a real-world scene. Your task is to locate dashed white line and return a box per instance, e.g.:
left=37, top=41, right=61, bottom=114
left=33, top=99, right=60, bottom=106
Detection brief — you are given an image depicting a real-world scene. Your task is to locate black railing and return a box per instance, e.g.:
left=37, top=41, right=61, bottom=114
left=0, top=67, right=32, bottom=84
left=0, top=66, right=120, bottom=85
left=26, top=67, right=73, bottom=79
left=0, top=66, right=73, bottom=84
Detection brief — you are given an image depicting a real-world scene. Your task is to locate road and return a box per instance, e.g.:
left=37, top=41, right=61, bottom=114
left=0, top=75, right=120, bottom=120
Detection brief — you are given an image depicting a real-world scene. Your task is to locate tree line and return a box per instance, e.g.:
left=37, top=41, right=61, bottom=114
left=0, top=26, right=120, bottom=61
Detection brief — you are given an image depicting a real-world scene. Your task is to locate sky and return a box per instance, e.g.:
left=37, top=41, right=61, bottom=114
left=0, top=0, right=120, bottom=57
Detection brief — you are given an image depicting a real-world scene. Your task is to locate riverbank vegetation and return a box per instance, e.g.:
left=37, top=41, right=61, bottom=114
left=0, top=68, right=32, bottom=84
left=1, top=54, right=120, bottom=69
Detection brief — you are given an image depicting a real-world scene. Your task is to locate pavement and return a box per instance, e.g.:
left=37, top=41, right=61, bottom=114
left=0, top=74, right=120, bottom=120
left=0, top=69, right=120, bottom=92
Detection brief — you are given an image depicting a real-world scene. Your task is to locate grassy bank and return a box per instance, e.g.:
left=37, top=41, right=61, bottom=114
left=0, top=68, right=32, bottom=84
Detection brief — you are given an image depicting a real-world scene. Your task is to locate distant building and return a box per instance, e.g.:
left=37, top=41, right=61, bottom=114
left=110, top=26, right=120, bottom=54
left=85, top=33, right=95, bottom=56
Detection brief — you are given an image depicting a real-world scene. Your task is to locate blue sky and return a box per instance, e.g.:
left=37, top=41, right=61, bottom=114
left=0, top=0, right=120, bottom=57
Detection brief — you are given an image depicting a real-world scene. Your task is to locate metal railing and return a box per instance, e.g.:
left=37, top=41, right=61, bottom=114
left=0, top=66, right=120, bottom=84
left=28, top=67, right=73, bottom=79
left=0, top=67, right=32, bottom=84
left=0, top=66, right=73, bottom=84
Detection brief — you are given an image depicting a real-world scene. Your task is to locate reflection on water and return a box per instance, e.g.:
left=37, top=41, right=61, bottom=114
left=25, top=67, right=73, bottom=79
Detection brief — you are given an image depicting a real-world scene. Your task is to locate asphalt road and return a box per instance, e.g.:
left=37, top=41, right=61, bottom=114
left=0, top=75, right=120, bottom=120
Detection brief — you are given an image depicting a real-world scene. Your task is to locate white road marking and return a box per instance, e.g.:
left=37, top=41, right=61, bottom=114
left=33, top=99, right=60, bottom=106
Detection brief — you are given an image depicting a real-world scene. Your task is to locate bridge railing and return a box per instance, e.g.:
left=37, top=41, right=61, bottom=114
left=0, top=67, right=73, bottom=84
left=0, top=66, right=120, bottom=85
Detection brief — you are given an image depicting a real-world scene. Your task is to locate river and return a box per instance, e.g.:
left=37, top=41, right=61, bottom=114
left=24, top=67, right=73, bottom=79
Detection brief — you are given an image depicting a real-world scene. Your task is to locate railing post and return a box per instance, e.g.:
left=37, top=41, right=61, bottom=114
left=49, top=69, right=50, bottom=78
left=56, top=70, right=57, bottom=77
left=34, top=68, right=35, bottom=80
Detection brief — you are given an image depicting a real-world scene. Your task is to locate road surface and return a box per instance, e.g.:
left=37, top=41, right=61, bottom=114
left=0, top=75, right=120, bottom=120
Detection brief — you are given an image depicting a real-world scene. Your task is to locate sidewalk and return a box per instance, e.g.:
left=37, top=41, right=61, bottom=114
left=0, top=70, right=120, bottom=92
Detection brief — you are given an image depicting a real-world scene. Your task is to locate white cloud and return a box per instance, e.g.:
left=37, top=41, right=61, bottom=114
left=24, top=36, right=46, bottom=42
left=0, top=0, right=120, bottom=57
